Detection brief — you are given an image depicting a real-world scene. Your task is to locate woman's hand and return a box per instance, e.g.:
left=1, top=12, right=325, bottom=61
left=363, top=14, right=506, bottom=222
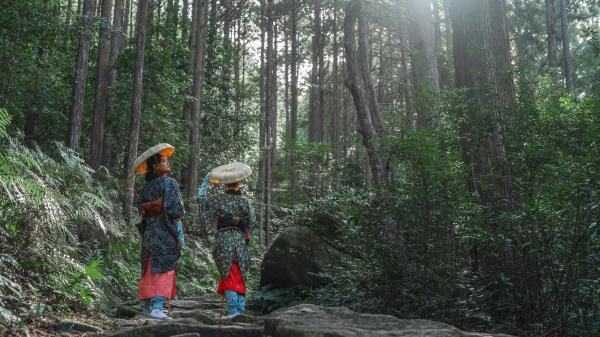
left=196, top=174, right=210, bottom=199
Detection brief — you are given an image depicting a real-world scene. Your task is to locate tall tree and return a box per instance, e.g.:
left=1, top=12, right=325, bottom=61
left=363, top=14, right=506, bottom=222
left=182, top=0, right=190, bottom=44
left=344, top=0, right=388, bottom=187
left=124, top=0, right=150, bottom=220
left=331, top=1, right=340, bottom=159
left=89, top=0, right=113, bottom=170
left=559, top=0, right=573, bottom=91
left=185, top=0, right=209, bottom=200
left=545, top=0, right=558, bottom=83
left=289, top=0, right=299, bottom=204
left=257, top=0, right=266, bottom=245
left=449, top=0, right=515, bottom=211
left=407, top=0, right=439, bottom=128
left=66, top=0, right=95, bottom=151
left=103, top=0, right=125, bottom=169
left=308, top=0, right=321, bottom=143
left=264, top=2, right=277, bottom=246
left=434, top=0, right=452, bottom=90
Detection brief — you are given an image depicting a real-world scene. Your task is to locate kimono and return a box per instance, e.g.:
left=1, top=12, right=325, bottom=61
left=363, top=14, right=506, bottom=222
left=136, top=175, right=185, bottom=300
left=199, top=191, right=256, bottom=286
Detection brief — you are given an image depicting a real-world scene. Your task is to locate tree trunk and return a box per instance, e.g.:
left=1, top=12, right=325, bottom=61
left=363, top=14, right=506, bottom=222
left=317, top=13, right=325, bottom=143
left=284, top=17, right=290, bottom=172
left=545, top=0, right=558, bottom=83
left=290, top=0, right=299, bottom=204
left=185, top=0, right=209, bottom=200
left=449, top=0, right=515, bottom=211
left=308, top=0, right=321, bottom=143
left=123, top=0, right=133, bottom=36
left=408, top=0, right=439, bottom=128
left=104, top=0, right=124, bottom=169
left=222, top=0, right=231, bottom=104
left=264, top=2, right=276, bottom=246
left=344, top=0, right=387, bottom=188
left=67, top=0, right=95, bottom=151
left=182, top=0, right=190, bottom=45
left=331, top=2, right=340, bottom=159
left=124, top=0, right=150, bottom=221
left=234, top=18, right=242, bottom=115
left=89, top=0, right=113, bottom=170
left=559, top=0, right=573, bottom=91
left=257, top=0, right=266, bottom=245
left=434, top=0, right=451, bottom=90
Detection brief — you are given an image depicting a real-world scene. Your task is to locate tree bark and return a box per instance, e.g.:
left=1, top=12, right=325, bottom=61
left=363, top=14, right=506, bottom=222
left=89, top=0, right=113, bottom=170
left=67, top=0, right=95, bottom=151
left=290, top=0, right=298, bottom=204
left=317, top=10, right=326, bottom=143
left=408, top=0, right=439, bottom=128
left=264, top=2, right=276, bottom=246
left=434, top=0, right=451, bottom=90
left=123, top=0, right=130, bottom=39
left=545, top=0, right=558, bottom=83
left=185, top=0, right=209, bottom=200
left=449, top=0, right=515, bottom=211
left=344, top=0, right=387, bottom=188
left=124, top=0, right=150, bottom=221
left=257, top=0, right=266, bottom=245
left=331, top=2, right=340, bottom=159
left=357, top=6, right=385, bottom=136
left=104, top=0, right=124, bottom=169
left=559, top=0, right=573, bottom=91
left=308, top=0, right=321, bottom=143
left=234, top=18, right=242, bottom=115
left=182, top=0, right=190, bottom=45
left=284, top=17, right=290, bottom=172
left=222, top=0, right=231, bottom=104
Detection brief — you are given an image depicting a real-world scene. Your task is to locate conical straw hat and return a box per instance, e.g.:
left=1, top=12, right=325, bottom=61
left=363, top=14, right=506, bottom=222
left=208, top=162, right=252, bottom=184
left=133, top=143, right=175, bottom=176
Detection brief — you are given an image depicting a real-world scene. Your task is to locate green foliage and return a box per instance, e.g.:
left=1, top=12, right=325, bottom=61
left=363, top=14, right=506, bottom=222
left=252, top=286, right=296, bottom=313
left=302, top=83, right=600, bottom=336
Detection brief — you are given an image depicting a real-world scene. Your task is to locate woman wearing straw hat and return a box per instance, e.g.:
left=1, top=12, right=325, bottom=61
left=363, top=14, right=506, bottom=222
left=197, top=162, right=255, bottom=320
left=132, top=143, right=185, bottom=320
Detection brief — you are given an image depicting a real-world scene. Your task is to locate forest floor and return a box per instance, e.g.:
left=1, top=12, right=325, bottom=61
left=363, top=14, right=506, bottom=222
left=4, top=295, right=263, bottom=337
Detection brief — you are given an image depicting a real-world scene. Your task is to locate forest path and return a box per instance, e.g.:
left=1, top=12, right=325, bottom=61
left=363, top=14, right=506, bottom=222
left=102, top=295, right=263, bottom=337
left=42, top=294, right=515, bottom=337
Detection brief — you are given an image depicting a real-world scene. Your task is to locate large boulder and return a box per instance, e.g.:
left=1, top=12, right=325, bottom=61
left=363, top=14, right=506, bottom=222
left=264, top=304, right=515, bottom=337
left=259, top=213, right=345, bottom=289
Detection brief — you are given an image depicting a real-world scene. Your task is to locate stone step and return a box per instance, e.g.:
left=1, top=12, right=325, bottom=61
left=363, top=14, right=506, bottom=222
left=106, top=320, right=262, bottom=337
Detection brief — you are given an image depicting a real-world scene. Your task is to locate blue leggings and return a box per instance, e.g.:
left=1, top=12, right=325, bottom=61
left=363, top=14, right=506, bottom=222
left=225, top=290, right=246, bottom=316
left=140, top=296, right=166, bottom=314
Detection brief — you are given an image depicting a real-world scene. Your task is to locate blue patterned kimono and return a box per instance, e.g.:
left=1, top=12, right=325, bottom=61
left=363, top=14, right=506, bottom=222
left=136, top=176, right=185, bottom=274
left=199, top=191, right=256, bottom=281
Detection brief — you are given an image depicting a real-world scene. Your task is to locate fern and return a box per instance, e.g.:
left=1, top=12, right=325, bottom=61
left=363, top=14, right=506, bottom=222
left=0, top=107, right=9, bottom=139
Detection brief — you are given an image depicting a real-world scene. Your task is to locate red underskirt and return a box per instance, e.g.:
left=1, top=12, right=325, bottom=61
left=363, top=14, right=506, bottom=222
left=138, top=258, right=176, bottom=300
left=217, top=262, right=246, bottom=295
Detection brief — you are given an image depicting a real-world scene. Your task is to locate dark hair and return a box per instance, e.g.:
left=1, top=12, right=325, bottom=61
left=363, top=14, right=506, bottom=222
left=144, top=154, right=164, bottom=181
left=225, top=181, right=240, bottom=189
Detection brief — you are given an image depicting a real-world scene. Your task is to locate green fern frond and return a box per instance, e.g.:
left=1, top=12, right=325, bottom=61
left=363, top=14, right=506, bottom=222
left=0, top=108, right=10, bottom=139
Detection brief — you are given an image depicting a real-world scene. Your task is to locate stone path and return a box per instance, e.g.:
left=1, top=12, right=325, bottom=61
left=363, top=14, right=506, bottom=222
left=46, top=295, right=514, bottom=337
left=103, top=295, right=263, bottom=337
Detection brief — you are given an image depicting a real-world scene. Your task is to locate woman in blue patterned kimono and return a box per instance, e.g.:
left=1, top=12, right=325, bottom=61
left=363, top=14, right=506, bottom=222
left=197, top=163, right=255, bottom=319
left=133, top=145, right=185, bottom=320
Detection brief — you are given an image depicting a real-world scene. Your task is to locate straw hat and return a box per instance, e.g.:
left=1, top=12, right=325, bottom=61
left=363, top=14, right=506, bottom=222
left=133, top=143, right=175, bottom=176
left=208, top=162, right=252, bottom=184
